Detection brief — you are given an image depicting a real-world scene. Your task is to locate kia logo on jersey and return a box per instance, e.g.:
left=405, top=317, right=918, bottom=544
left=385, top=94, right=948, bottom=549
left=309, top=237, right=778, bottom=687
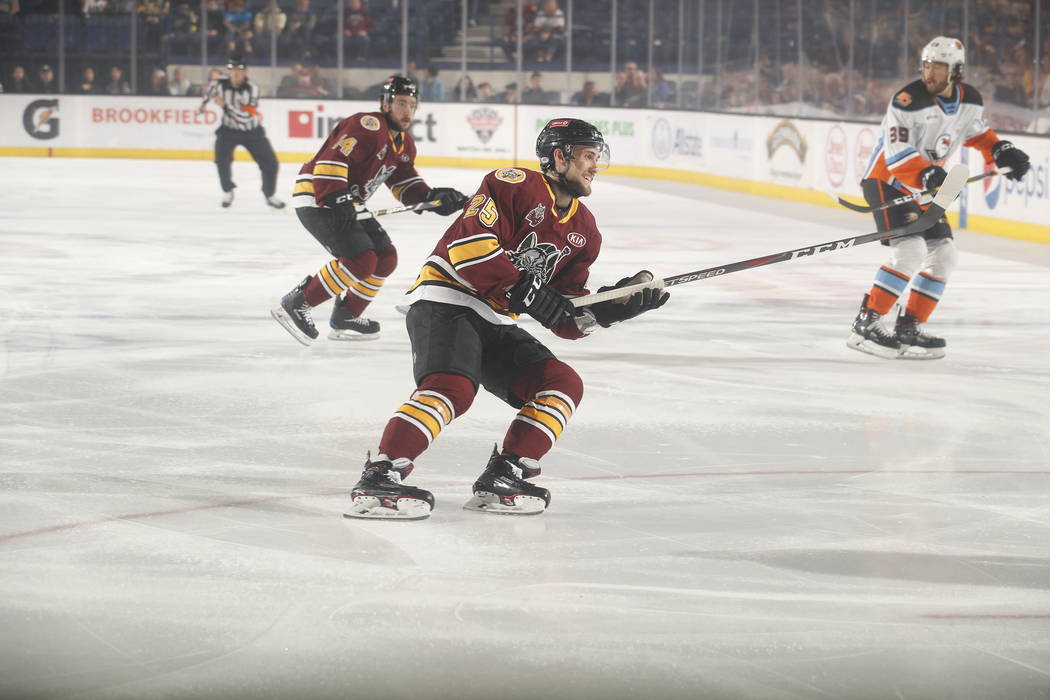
left=567, top=232, right=586, bottom=247
left=23, top=99, right=59, bottom=140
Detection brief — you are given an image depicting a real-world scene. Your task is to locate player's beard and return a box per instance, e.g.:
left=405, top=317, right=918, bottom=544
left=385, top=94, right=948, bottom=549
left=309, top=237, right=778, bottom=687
left=383, top=111, right=411, bottom=133
left=923, top=75, right=950, bottom=95
left=561, top=169, right=592, bottom=198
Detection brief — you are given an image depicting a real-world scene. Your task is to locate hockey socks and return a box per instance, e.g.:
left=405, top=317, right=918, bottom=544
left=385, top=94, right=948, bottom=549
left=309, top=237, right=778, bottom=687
left=379, top=373, right=476, bottom=462
left=502, top=359, right=582, bottom=461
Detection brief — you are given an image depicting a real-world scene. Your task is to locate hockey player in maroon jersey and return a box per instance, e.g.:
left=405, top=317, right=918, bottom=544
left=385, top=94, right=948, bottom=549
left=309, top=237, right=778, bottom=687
left=344, top=119, right=670, bottom=521
left=271, top=75, right=469, bottom=344
left=848, top=36, right=1030, bottom=360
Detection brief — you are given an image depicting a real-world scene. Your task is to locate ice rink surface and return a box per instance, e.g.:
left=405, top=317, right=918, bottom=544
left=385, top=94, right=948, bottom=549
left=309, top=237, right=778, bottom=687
left=1, top=157, right=1049, bottom=700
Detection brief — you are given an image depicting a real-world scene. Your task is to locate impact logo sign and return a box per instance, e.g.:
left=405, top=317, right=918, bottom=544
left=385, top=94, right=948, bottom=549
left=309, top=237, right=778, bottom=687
left=288, top=105, right=342, bottom=139
left=466, top=107, right=502, bottom=144
left=23, top=99, right=59, bottom=140
left=651, top=118, right=702, bottom=160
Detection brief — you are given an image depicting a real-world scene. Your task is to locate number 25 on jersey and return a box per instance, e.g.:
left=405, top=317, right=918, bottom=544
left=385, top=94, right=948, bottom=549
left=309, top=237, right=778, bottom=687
left=464, top=194, right=499, bottom=227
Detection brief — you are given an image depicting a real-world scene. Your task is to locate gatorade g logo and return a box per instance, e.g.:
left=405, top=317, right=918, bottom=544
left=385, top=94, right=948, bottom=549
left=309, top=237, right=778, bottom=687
left=23, top=99, right=60, bottom=140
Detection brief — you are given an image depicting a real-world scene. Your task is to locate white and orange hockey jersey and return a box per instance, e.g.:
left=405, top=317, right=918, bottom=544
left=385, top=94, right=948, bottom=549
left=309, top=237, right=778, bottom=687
left=863, top=78, right=1000, bottom=192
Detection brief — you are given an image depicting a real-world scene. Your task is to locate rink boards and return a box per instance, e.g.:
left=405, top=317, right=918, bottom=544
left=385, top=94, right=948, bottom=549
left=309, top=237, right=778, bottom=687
left=2, top=93, right=1048, bottom=243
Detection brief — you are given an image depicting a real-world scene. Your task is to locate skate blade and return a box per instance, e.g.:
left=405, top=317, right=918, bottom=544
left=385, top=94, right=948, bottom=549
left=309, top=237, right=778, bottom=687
left=344, top=496, right=431, bottom=521
left=271, top=307, right=315, bottom=346
left=897, top=344, right=945, bottom=360
left=846, top=334, right=898, bottom=360
left=328, top=328, right=381, bottom=342
left=463, top=492, right=546, bottom=516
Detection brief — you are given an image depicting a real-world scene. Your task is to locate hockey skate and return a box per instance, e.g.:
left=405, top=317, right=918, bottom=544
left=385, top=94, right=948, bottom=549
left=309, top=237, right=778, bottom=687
left=270, top=276, right=319, bottom=346
left=221, top=190, right=234, bottom=208
left=329, top=298, right=381, bottom=341
left=344, top=455, right=434, bottom=521
left=846, top=294, right=900, bottom=360
left=895, top=312, right=946, bottom=360
left=265, top=195, right=286, bottom=209
left=463, top=447, right=550, bottom=516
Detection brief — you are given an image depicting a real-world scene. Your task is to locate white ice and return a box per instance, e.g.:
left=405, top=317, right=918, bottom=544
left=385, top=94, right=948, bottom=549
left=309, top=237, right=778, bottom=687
left=1, top=157, right=1049, bottom=700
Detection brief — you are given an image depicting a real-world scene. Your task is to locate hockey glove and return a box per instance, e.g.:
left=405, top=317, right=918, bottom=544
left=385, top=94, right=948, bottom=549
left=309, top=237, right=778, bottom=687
left=589, top=272, right=670, bottom=328
left=326, top=191, right=359, bottom=232
left=507, top=272, right=575, bottom=329
left=919, top=165, right=947, bottom=191
left=426, top=187, right=470, bottom=216
left=992, top=140, right=1030, bottom=181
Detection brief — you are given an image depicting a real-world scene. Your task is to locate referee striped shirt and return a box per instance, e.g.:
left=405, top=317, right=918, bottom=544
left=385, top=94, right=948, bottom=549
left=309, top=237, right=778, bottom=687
left=206, top=77, right=263, bottom=131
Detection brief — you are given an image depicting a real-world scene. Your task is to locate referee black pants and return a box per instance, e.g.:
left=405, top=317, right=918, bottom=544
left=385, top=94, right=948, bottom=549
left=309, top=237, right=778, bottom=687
left=214, top=125, right=279, bottom=197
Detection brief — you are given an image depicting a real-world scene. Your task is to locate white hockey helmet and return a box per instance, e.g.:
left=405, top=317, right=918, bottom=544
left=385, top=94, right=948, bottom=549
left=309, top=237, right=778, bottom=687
left=920, top=36, right=965, bottom=83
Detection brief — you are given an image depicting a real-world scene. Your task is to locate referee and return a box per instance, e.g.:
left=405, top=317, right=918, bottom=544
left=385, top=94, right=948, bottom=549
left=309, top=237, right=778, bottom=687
left=201, top=54, right=285, bottom=209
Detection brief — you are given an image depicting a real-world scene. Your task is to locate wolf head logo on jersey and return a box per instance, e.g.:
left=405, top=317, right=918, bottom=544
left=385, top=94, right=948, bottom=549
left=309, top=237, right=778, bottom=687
left=507, top=231, right=570, bottom=282
left=525, top=203, right=546, bottom=228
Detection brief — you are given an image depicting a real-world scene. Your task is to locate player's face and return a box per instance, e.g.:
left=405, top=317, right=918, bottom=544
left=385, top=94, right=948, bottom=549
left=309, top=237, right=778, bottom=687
left=561, top=146, right=601, bottom=197
left=384, top=95, right=418, bottom=132
left=922, top=61, right=951, bottom=94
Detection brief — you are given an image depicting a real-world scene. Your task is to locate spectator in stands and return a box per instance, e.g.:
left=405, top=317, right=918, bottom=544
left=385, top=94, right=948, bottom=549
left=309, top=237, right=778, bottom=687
left=203, top=0, right=225, bottom=54
left=527, top=0, right=564, bottom=63
left=521, top=71, right=549, bottom=104
left=190, top=66, right=223, bottom=96
left=474, top=81, right=494, bottom=102
left=224, top=0, right=254, bottom=56
left=305, top=64, right=331, bottom=96
left=139, top=0, right=167, bottom=49
left=36, top=64, right=56, bottom=93
left=105, top=65, right=131, bottom=94
left=451, top=74, right=476, bottom=102
left=143, top=67, right=169, bottom=95
left=83, top=0, right=108, bottom=15
left=165, top=1, right=199, bottom=55
left=500, top=1, right=536, bottom=61
left=616, top=61, right=646, bottom=107
left=420, top=65, right=444, bottom=102
left=570, top=80, right=608, bottom=106
left=277, top=62, right=305, bottom=95
left=168, top=66, right=192, bottom=95
left=278, top=64, right=322, bottom=97
left=282, top=0, right=316, bottom=60
left=0, top=0, right=21, bottom=13
left=78, top=66, right=98, bottom=93
left=649, top=67, right=673, bottom=106
left=253, top=0, right=285, bottom=55
left=499, top=81, right=518, bottom=103
left=343, top=0, right=374, bottom=61
left=5, top=65, right=30, bottom=93
left=404, top=60, right=419, bottom=83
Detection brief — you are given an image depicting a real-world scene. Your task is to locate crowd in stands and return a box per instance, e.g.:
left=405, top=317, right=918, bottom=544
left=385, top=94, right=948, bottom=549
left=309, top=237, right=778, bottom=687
left=0, top=0, right=1047, bottom=127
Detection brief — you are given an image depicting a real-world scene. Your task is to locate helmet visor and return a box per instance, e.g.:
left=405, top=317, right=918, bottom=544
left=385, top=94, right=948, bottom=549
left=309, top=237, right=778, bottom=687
left=572, top=142, right=611, bottom=171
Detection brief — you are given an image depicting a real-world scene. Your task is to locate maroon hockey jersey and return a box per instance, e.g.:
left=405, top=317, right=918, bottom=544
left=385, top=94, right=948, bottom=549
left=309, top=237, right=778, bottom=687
left=403, top=167, right=602, bottom=340
left=292, top=111, right=430, bottom=208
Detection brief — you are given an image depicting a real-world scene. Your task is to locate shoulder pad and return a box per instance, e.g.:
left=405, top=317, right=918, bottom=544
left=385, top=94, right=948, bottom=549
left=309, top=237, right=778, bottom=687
left=960, top=83, right=984, bottom=106
left=891, top=80, right=933, bottom=111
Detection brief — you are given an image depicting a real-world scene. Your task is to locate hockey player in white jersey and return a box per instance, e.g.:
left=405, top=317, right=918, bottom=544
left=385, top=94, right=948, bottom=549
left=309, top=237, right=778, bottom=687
left=848, top=36, right=1030, bottom=359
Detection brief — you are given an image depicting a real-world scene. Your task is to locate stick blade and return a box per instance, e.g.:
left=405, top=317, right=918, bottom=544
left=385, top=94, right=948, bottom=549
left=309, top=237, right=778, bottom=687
left=930, top=164, right=969, bottom=210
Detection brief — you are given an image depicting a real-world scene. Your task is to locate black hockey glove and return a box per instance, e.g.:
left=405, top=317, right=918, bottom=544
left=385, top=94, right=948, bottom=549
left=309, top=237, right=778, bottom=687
left=426, top=187, right=470, bottom=216
left=326, top=191, right=359, bottom=231
left=588, top=272, right=670, bottom=328
left=507, top=272, right=575, bottom=329
left=992, top=140, right=1030, bottom=181
left=919, top=165, right=947, bottom=191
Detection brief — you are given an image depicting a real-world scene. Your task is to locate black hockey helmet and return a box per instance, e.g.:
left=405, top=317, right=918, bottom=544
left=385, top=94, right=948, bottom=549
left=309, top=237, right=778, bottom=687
left=536, top=118, right=610, bottom=172
left=380, top=75, right=419, bottom=109
left=226, top=53, right=247, bottom=70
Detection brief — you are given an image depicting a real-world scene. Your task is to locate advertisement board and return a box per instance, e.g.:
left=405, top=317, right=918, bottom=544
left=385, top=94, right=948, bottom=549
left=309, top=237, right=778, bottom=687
left=2, top=94, right=1047, bottom=241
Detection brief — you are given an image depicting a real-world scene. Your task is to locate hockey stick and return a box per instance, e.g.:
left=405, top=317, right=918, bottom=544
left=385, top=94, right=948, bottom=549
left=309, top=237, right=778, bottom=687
left=833, top=167, right=1010, bottom=214
left=354, top=199, right=443, bottom=220
left=570, top=164, right=968, bottom=308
